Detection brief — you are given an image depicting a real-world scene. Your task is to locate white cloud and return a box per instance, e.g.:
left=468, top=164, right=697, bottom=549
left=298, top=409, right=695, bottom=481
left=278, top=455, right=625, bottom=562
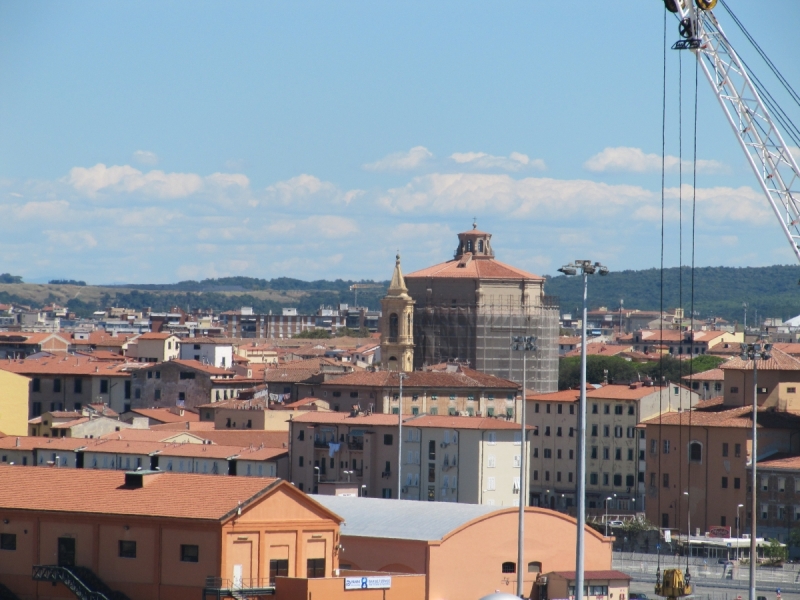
left=450, top=151, right=546, bottom=172
left=132, top=150, right=159, bottom=166
left=12, top=200, right=70, bottom=221
left=379, top=173, right=652, bottom=217
left=363, top=146, right=433, bottom=171
left=44, top=230, right=98, bottom=251
left=206, top=172, right=250, bottom=188
left=264, top=174, right=338, bottom=203
left=67, top=163, right=205, bottom=198
left=265, top=215, right=359, bottom=238
left=584, top=147, right=727, bottom=174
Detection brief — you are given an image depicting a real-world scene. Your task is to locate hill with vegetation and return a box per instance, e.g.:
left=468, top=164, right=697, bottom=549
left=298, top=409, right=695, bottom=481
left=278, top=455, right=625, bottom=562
left=545, top=264, right=800, bottom=324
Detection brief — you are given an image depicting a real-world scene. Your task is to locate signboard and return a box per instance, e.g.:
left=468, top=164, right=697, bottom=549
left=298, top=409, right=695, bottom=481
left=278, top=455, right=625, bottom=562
left=708, top=526, right=732, bottom=538
left=663, top=530, right=672, bottom=543
left=344, top=576, right=392, bottom=590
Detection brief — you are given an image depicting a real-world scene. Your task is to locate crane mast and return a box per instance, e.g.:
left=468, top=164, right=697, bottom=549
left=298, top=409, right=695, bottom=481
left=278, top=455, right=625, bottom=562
left=669, top=1, right=800, bottom=263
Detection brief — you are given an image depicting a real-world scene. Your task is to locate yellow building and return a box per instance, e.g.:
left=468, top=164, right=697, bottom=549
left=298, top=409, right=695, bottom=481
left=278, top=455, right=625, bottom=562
left=380, top=254, right=415, bottom=373
left=0, top=369, right=30, bottom=435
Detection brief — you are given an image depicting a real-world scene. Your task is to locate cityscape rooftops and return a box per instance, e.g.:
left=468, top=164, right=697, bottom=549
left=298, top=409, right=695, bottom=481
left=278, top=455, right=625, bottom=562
left=318, top=367, right=519, bottom=390
left=0, top=355, right=137, bottom=376
left=720, top=348, right=800, bottom=371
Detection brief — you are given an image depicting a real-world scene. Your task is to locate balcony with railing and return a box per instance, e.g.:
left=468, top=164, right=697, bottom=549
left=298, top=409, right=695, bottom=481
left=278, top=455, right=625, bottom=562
left=202, top=576, right=274, bottom=599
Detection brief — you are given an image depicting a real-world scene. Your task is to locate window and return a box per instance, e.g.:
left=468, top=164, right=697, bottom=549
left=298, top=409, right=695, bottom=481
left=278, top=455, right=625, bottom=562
left=722, top=443, right=729, bottom=457
left=758, top=387, right=768, bottom=394
left=118, top=540, right=137, bottom=558
left=383, top=434, right=393, bottom=446
left=557, top=404, right=562, bottom=414
left=789, top=387, right=797, bottom=393
left=556, top=427, right=562, bottom=437
left=298, top=456, right=304, bottom=467
left=569, top=472, right=574, bottom=482
left=592, top=404, right=598, bottom=414
left=628, top=449, right=634, bottom=461
left=32, top=378, right=41, bottom=392
left=533, top=470, right=538, bottom=480
left=179, top=372, right=196, bottom=380
left=614, top=426, right=622, bottom=438
left=488, top=455, right=496, bottom=468
left=722, top=477, right=728, bottom=489
left=627, top=427, right=635, bottom=438
left=429, top=463, right=436, bottom=483
left=628, top=405, right=635, bottom=415
left=689, top=442, right=702, bottom=462
left=534, top=403, right=539, bottom=413
left=663, top=473, right=670, bottom=488
left=663, top=440, right=670, bottom=454
left=155, top=371, right=161, bottom=379
left=591, top=425, right=598, bottom=437
left=734, top=477, right=741, bottom=489
left=429, top=440, right=436, bottom=459
left=0, top=533, right=16, bottom=551
left=154, top=389, right=161, bottom=400
left=533, top=448, right=539, bottom=458
left=544, top=449, right=552, bottom=459
left=99, top=379, right=109, bottom=394
left=603, top=473, right=609, bottom=486
left=603, top=425, right=610, bottom=437
left=604, top=404, right=610, bottom=414
left=615, top=405, right=623, bottom=415
left=488, top=432, right=497, bottom=445
left=613, top=474, right=622, bottom=486
left=544, top=426, right=551, bottom=436
left=626, top=474, right=635, bottom=487
left=615, top=448, right=621, bottom=460
left=591, top=447, right=598, bottom=459
left=603, top=447, right=609, bottom=460
left=382, top=488, right=392, bottom=498
left=270, top=559, right=289, bottom=584
left=307, top=558, right=325, bottom=578
left=761, top=477, right=769, bottom=492
left=502, top=561, right=516, bottom=574
left=180, top=545, right=199, bottom=562
left=53, top=378, right=61, bottom=393
left=735, top=443, right=741, bottom=458
left=487, top=477, right=496, bottom=491
left=569, top=427, right=575, bottom=437
left=569, top=450, right=574, bottom=460
left=779, top=477, right=786, bottom=492
left=590, top=473, right=598, bottom=485
left=546, top=404, right=551, bottom=414
left=545, top=471, right=550, bottom=481
left=731, top=386, right=739, bottom=393
left=570, top=405, right=575, bottom=414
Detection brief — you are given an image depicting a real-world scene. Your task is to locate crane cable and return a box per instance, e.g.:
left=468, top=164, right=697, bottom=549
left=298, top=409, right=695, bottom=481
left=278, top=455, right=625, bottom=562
left=657, top=4, right=668, bottom=582
left=677, top=48, right=685, bottom=544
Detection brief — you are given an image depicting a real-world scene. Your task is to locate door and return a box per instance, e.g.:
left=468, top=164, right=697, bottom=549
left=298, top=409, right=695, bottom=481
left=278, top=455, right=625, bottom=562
left=232, top=564, right=243, bottom=589
left=58, top=537, right=76, bottom=567
left=230, top=540, right=252, bottom=589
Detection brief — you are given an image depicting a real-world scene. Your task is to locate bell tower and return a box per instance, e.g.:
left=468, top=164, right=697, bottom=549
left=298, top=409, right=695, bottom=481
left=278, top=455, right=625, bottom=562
left=380, top=253, right=415, bottom=372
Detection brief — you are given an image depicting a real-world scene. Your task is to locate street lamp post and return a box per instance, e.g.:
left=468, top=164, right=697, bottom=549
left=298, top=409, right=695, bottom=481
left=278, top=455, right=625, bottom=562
left=683, top=491, right=691, bottom=557
left=605, top=497, right=613, bottom=537
left=397, top=373, right=407, bottom=499
left=360, top=484, right=367, bottom=497
left=741, top=342, right=772, bottom=600
left=737, top=503, right=744, bottom=561
left=511, top=335, right=536, bottom=598
left=343, top=470, right=353, bottom=483
left=314, top=466, right=320, bottom=483
left=558, top=260, right=609, bottom=600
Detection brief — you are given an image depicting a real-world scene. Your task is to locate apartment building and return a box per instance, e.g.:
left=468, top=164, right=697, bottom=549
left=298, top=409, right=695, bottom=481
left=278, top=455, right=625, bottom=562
left=627, top=329, right=743, bottom=356
left=0, top=355, right=140, bottom=417
left=126, top=332, right=181, bottom=362
left=0, top=332, right=70, bottom=358
left=682, top=368, right=725, bottom=400
left=198, top=397, right=330, bottom=432
left=131, top=360, right=259, bottom=410
left=720, top=348, right=800, bottom=408
left=300, top=365, right=521, bottom=420
left=747, top=455, right=800, bottom=547
left=527, top=382, right=697, bottom=511
left=289, top=411, right=531, bottom=506
left=585, top=382, right=698, bottom=510
left=643, top=401, right=800, bottom=534
left=0, top=368, right=29, bottom=435
left=178, top=337, right=233, bottom=368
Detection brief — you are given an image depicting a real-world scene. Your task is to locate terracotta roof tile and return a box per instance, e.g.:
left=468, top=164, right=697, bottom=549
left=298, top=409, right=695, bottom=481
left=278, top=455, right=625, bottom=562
left=136, top=332, right=177, bottom=340
left=130, top=408, right=200, bottom=423
left=527, top=390, right=581, bottom=402
left=0, top=465, right=279, bottom=521
left=682, top=368, right=725, bottom=381
left=150, top=421, right=216, bottom=431
left=407, top=415, right=533, bottom=430
left=720, top=348, right=800, bottom=371
left=197, top=431, right=289, bottom=448
left=405, top=257, right=544, bottom=281
left=586, top=384, right=665, bottom=400
left=0, top=356, right=138, bottom=377
left=0, top=437, right=89, bottom=451
left=322, top=368, right=518, bottom=390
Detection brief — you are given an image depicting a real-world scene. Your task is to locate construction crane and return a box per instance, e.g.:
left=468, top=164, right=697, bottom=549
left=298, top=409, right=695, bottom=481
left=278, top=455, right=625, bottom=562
left=348, top=283, right=384, bottom=307
left=665, top=0, right=800, bottom=263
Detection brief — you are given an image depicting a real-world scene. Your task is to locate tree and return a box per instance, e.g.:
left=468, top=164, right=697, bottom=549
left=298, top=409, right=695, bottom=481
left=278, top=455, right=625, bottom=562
left=294, top=328, right=331, bottom=339
left=0, top=273, right=23, bottom=284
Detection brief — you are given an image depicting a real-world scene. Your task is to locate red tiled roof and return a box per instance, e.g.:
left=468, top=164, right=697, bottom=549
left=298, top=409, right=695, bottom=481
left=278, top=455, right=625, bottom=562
left=406, top=257, right=544, bottom=281
left=720, top=348, right=800, bottom=371
left=586, top=384, right=666, bottom=400
left=322, top=368, right=518, bottom=390
left=756, top=455, right=800, bottom=471
left=772, top=343, right=800, bottom=357
left=137, top=332, right=177, bottom=340
left=527, top=390, right=581, bottom=402
left=100, top=430, right=207, bottom=443
left=0, top=436, right=89, bottom=451
left=0, top=355, right=136, bottom=377
left=150, top=421, right=216, bottom=431
left=682, top=368, right=725, bottom=381
left=0, top=332, right=69, bottom=346
left=51, top=418, right=90, bottom=429
left=407, top=415, right=533, bottom=431
left=0, top=465, right=281, bottom=521
left=129, top=408, right=200, bottom=423
left=565, top=345, right=632, bottom=358
left=170, top=359, right=234, bottom=376
left=196, top=431, right=289, bottom=448
left=292, top=412, right=406, bottom=426
left=642, top=406, right=759, bottom=428
left=236, top=446, right=289, bottom=461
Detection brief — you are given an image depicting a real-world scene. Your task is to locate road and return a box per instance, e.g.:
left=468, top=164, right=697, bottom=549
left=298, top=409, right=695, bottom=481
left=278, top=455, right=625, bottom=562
left=630, top=578, right=799, bottom=600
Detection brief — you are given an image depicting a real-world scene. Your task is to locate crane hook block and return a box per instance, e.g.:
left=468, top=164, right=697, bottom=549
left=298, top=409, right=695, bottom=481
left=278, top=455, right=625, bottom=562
left=663, top=0, right=681, bottom=12
left=678, top=18, right=694, bottom=39
left=695, top=0, right=717, bottom=9
left=654, top=568, right=693, bottom=600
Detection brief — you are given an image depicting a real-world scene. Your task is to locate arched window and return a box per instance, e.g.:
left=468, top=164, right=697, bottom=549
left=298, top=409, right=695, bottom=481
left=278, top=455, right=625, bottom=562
left=389, top=313, right=399, bottom=341
left=406, top=313, right=411, bottom=336
left=528, top=561, right=542, bottom=573
left=501, top=562, right=516, bottom=574
left=478, top=240, right=484, bottom=252
left=467, top=240, right=473, bottom=252
left=689, top=441, right=702, bottom=463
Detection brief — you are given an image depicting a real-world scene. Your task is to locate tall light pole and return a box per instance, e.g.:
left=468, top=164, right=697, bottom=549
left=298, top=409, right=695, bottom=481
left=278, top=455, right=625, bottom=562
left=511, top=335, right=536, bottom=598
left=683, top=491, right=691, bottom=556
left=737, top=503, right=744, bottom=561
left=397, top=372, right=407, bottom=500
left=558, top=260, right=609, bottom=600
left=741, top=342, right=772, bottom=600
left=605, top=496, right=613, bottom=537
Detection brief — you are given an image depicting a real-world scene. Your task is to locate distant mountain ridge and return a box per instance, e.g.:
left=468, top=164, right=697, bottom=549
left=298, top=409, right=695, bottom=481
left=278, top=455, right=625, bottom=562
left=544, top=264, right=800, bottom=325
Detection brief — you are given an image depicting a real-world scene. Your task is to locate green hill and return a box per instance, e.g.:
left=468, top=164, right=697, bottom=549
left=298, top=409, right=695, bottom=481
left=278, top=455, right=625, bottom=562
left=545, top=264, right=800, bottom=324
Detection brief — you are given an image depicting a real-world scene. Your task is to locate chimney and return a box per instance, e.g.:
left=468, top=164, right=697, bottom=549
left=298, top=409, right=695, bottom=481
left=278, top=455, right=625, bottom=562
left=124, top=470, right=163, bottom=488
left=15, top=437, right=20, bottom=447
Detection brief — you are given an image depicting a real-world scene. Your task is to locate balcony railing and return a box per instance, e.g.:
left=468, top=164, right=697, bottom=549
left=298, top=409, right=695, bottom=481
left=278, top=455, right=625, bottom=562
left=203, top=576, right=275, bottom=599
left=348, top=440, right=364, bottom=451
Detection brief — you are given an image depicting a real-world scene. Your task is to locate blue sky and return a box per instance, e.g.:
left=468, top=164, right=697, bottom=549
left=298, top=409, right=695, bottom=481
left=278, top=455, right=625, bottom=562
left=1, top=1, right=799, bottom=284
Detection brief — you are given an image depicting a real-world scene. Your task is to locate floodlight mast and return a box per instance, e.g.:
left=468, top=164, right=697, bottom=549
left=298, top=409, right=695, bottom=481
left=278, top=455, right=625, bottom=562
left=667, top=1, right=800, bottom=264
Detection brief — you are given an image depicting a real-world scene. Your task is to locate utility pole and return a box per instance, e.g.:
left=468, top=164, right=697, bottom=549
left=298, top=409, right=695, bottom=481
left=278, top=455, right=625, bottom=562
left=397, top=372, right=407, bottom=499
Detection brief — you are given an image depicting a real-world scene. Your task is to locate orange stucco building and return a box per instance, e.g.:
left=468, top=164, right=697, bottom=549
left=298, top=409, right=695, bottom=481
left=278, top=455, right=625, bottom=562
left=313, top=495, right=614, bottom=600
left=0, top=465, right=345, bottom=600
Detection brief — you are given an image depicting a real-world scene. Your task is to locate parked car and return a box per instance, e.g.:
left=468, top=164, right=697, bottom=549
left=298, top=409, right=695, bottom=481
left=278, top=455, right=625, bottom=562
left=630, top=593, right=648, bottom=600
left=607, top=520, right=625, bottom=527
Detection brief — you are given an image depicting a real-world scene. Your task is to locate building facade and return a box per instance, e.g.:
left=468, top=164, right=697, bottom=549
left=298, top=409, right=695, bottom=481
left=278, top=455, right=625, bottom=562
left=404, top=224, right=559, bottom=393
